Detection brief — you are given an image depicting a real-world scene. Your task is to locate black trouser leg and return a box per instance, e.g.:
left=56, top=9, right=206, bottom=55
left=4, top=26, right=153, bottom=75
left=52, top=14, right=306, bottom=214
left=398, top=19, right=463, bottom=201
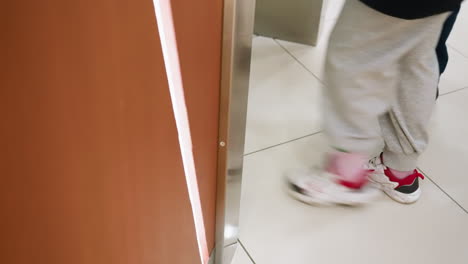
left=435, top=6, right=460, bottom=99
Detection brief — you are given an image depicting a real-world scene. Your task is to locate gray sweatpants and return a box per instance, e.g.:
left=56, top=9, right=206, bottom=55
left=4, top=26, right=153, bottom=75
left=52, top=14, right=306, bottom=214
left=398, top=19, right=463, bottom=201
left=324, top=0, right=449, bottom=171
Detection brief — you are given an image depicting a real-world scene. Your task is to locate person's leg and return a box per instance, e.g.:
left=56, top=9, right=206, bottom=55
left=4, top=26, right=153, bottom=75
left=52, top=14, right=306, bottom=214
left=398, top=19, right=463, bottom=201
left=320, top=0, right=405, bottom=195
left=324, top=0, right=446, bottom=161
left=324, top=0, right=404, bottom=157
left=381, top=13, right=449, bottom=172
left=436, top=5, right=460, bottom=98
left=375, top=12, right=449, bottom=203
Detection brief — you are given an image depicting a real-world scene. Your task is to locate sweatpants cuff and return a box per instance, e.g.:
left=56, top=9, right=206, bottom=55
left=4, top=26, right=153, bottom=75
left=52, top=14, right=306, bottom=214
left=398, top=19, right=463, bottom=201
left=382, top=151, right=418, bottom=171
left=330, top=137, right=383, bottom=159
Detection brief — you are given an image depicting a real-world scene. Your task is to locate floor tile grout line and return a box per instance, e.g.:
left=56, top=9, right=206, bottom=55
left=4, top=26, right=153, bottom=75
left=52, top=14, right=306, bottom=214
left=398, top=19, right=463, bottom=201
left=447, top=43, right=468, bottom=60
left=418, top=167, right=468, bottom=214
left=439, top=86, right=468, bottom=97
left=224, top=241, right=237, bottom=248
left=273, top=38, right=327, bottom=86
left=243, top=131, right=323, bottom=156
left=238, top=239, right=257, bottom=264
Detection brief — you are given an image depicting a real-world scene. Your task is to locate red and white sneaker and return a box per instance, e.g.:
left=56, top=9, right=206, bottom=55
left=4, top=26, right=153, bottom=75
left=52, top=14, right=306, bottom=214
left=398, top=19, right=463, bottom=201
left=286, top=168, right=380, bottom=206
left=368, top=157, right=425, bottom=204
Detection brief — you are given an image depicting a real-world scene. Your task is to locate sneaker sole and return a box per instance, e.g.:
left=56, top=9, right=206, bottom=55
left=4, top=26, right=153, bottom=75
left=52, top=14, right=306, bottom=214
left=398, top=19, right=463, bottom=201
left=286, top=186, right=335, bottom=206
left=381, top=187, right=421, bottom=204
left=368, top=175, right=422, bottom=204
left=285, top=182, right=380, bottom=207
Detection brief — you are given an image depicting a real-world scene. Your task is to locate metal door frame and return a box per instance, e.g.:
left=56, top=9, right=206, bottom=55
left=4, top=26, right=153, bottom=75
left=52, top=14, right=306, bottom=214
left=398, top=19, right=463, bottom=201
left=214, top=0, right=256, bottom=263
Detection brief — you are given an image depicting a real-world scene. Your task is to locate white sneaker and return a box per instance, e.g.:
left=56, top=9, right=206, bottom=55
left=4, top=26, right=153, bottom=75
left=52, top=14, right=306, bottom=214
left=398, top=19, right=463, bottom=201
left=286, top=168, right=381, bottom=206
left=368, top=156, right=424, bottom=204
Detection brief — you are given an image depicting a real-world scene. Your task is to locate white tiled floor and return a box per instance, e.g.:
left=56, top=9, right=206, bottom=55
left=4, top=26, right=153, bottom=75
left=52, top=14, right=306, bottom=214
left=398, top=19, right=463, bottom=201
left=244, top=37, right=323, bottom=154
left=240, top=135, right=468, bottom=264
left=438, top=47, right=468, bottom=94
left=238, top=2, right=468, bottom=264
left=419, top=89, right=468, bottom=209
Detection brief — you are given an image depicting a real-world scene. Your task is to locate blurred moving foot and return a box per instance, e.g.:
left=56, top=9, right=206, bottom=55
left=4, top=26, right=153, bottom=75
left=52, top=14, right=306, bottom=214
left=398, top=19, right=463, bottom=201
left=286, top=168, right=380, bottom=206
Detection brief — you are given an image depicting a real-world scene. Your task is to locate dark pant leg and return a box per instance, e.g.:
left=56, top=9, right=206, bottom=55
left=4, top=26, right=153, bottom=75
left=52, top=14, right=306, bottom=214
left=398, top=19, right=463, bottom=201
left=436, top=5, right=460, bottom=99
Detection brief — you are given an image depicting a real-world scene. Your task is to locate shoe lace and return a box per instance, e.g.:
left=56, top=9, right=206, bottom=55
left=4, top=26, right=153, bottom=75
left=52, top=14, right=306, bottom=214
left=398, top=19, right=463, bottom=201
left=366, top=156, right=385, bottom=171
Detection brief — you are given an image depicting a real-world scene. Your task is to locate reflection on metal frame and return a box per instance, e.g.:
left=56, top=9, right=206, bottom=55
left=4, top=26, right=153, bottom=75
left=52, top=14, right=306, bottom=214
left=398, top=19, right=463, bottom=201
left=215, top=0, right=256, bottom=263
left=254, top=0, right=323, bottom=45
left=152, top=1, right=209, bottom=263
